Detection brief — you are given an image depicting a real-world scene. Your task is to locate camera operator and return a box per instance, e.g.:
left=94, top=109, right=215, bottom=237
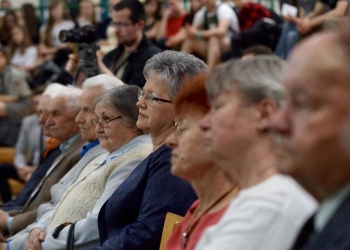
left=66, top=0, right=161, bottom=88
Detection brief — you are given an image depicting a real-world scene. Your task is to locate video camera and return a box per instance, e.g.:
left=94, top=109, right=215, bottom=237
left=59, top=25, right=99, bottom=80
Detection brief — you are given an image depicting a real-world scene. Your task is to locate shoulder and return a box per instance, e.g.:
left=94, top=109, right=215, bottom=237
left=22, top=114, right=39, bottom=125
left=225, top=175, right=317, bottom=227
left=217, top=3, right=236, bottom=16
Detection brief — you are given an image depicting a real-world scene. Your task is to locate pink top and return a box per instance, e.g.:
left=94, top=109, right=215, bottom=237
left=165, top=199, right=229, bottom=250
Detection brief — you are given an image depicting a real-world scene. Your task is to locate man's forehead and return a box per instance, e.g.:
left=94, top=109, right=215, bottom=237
left=113, top=8, right=130, bottom=20
left=48, top=96, right=66, bottom=111
left=285, top=32, right=347, bottom=88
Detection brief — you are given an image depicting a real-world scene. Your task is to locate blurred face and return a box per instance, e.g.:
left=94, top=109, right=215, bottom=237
left=112, top=8, right=142, bottom=47
left=270, top=34, right=350, bottom=194
left=75, top=87, right=103, bottom=142
left=38, top=96, right=51, bottom=136
left=94, top=101, right=133, bottom=152
left=12, top=27, right=24, bottom=45
left=145, top=0, right=158, bottom=17
left=201, top=0, right=216, bottom=9
left=0, top=52, right=7, bottom=71
left=199, top=88, right=257, bottom=176
left=51, top=2, right=65, bottom=21
left=80, top=1, right=94, bottom=19
left=191, top=0, right=202, bottom=12
left=167, top=0, right=182, bottom=15
left=5, top=14, right=16, bottom=28
left=136, top=76, right=175, bottom=137
left=166, top=111, right=212, bottom=180
left=45, top=95, right=80, bottom=141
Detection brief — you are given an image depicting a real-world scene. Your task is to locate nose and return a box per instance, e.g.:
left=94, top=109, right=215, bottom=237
left=39, top=112, right=48, bottom=125
left=165, top=130, right=178, bottom=149
left=199, top=111, right=212, bottom=132
left=45, top=114, right=54, bottom=127
left=75, top=110, right=84, bottom=124
left=270, top=105, right=290, bottom=135
left=136, top=97, right=146, bottom=109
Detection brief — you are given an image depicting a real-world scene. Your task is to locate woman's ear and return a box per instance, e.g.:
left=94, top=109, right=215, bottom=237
left=256, top=98, right=279, bottom=132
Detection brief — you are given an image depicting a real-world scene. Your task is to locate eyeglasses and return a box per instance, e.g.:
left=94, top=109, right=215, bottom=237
left=138, top=89, right=172, bottom=104
left=113, top=22, right=134, bottom=29
left=91, top=116, right=122, bottom=128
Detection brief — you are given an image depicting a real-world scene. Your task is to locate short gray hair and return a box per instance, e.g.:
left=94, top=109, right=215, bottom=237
left=93, top=85, right=142, bottom=134
left=206, top=56, right=286, bottom=106
left=143, top=51, right=208, bottom=99
left=82, top=74, right=124, bottom=91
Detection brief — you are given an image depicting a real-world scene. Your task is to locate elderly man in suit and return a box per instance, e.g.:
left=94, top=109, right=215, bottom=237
left=271, top=20, right=350, bottom=249
left=0, top=74, right=125, bottom=250
left=0, top=86, right=85, bottom=238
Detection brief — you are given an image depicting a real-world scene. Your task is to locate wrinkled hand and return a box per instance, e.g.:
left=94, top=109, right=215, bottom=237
left=26, top=228, right=46, bottom=250
left=0, top=210, right=9, bottom=231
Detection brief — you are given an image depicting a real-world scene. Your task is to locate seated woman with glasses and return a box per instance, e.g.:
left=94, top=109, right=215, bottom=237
left=165, top=73, right=238, bottom=250
left=90, top=51, right=208, bottom=249
left=25, top=85, right=153, bottom=249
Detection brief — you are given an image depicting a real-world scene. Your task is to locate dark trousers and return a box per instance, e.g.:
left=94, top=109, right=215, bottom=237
left=0, top=164, right=19, bottom=202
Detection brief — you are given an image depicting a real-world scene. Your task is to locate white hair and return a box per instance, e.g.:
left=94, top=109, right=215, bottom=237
left=42, top=83, right=67, bottom=98
left=55, top=86, right=83, bottom=115
left=82, top=74, right=124, bottom=91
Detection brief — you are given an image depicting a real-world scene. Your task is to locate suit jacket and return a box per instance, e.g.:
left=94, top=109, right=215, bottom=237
left=295, top=191, right=350, bottom=250
left=8, top=135, right=85, bottom=234
left=0, top=147, right=61, bottom=212
left=7, top=144, right=107, bottom=250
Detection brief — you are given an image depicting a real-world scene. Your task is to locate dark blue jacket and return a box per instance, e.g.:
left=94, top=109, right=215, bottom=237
left=93, top=144, right=196, bottom=249
left=0, top=147, right=61, bottom=211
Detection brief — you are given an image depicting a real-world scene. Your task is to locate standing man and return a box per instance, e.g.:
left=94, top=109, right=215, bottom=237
left=271, top=21, right=350, bottom=249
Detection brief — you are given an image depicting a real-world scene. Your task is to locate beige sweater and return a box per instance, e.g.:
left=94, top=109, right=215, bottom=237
left=46, top=143, right=152, bottom=232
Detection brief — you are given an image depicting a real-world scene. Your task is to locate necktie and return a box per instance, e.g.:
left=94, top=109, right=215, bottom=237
left=291, top=214, right=316, bottom=250
left=43, top=137, right=61, bottom=159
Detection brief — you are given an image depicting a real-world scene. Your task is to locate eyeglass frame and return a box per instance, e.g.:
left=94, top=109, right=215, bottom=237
left=113, top=21, right=134, bottom=29
left=138, top=89, right=172, bottom=104
left=91, top=116, right=122, bottom=128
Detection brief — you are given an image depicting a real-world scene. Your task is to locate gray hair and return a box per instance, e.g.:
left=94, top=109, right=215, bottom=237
left=206, top=56, right=286, bottom=106
left=82, top=74, right=124, bottom=91
left=42, top=83, right=67, bottom=98
left=56, top=86, right=83, bottom=115
left=143, top=51, right=208, bottom=99
left=93, top=85, right=142, bottom=134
